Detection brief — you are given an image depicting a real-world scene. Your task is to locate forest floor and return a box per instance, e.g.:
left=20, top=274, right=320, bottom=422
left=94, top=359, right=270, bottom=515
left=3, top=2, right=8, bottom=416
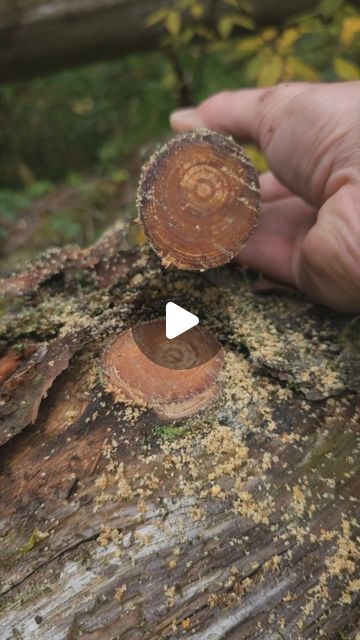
left=0, top=165, right=143, bottom=278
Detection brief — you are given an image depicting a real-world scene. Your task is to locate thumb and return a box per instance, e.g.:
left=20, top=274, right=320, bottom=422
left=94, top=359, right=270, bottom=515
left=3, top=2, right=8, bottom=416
left=170, top=84, right=311, bottom=201
left=170, top=83, right=356, bottom=207
left=170, top=84, right=308, bottom=145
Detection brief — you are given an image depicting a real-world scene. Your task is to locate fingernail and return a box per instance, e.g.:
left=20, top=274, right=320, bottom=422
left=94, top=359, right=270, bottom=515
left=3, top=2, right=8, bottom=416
left=170, top=108, right=205, bottom=130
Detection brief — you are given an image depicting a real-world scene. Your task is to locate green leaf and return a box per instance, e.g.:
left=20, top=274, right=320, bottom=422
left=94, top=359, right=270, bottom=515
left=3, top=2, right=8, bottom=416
left=277, top=27, right=300, bottom=54
left=191, top=25, right=214, bottom=40
left=257, top=55, right=283, bottom=86
left=178, top=27, right=196, bottom=45
left=224, top=0, right=253, bottom=10
left=243, top=144, right=268, bottom=172
left=334, top=57, right=360, bottom=80
left=111, top=169, right=130, bottom=183
left=218, top=15, right=235, bottom=38
left=177, top=0, right=194, bottom=8
left=233, top=14, right=255, bottom=30
left=190, top=3, right=205, bottom=19
left=284, top=7, right=320, bottom=28
left=341, top=16, right=360, bottom=46
left=297, top=17, right=323, bottom=35
left=245, top=49, right=269, bottom=82
left=218, top=13, right=255, bottom=38
left=285, top=56, right=319, bottom=81
left=28, top=180, right=53, bottom=198
left=161, top=68, right=178, bottom=89
left=166, top=10, right=181, bottom=36
left=319, top=0, right=342, bottom=18
left=234, top=35, right=261, bottom=59
left=295, top=31, right=331, bottom=54
left=260, top=27, right=278, bottom=42
left=146, top=8, right=168, bottom=27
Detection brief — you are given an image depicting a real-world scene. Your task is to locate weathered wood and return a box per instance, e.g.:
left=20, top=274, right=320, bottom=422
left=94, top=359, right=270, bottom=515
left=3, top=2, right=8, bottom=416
left=0, top=225, right=359, bottom=639
left=0, top=0, right=319, bottom=82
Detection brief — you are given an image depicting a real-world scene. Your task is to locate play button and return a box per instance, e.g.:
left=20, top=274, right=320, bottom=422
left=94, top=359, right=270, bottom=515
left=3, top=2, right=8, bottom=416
left=166, top=302, right=199, bottom=339
left=131, top=300, right=221, bottom=371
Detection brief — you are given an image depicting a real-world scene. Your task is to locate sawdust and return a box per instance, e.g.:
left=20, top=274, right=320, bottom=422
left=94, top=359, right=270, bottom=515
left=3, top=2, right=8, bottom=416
left=114, top=585, right=127, bottom=602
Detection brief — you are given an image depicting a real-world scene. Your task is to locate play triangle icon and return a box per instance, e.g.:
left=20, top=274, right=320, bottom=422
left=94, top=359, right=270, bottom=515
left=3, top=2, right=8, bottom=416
left=166, top=302, right=199, bottom=340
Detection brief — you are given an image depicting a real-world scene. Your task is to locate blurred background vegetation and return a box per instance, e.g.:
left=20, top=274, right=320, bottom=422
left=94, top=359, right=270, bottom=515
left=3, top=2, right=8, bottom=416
left=0, top=0, right=359, bottom=272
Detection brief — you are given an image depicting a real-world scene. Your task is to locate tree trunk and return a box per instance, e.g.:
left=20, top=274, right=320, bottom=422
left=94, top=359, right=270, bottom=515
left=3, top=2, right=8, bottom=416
left=0, top=0, right=320, bottom=82
left=0, top=224, right=359, bottom=639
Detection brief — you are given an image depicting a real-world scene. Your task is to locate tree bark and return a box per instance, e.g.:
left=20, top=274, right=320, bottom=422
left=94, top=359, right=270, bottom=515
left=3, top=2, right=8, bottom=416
left=0, top=0, right=320, bottom=82
left=0, top=224, right=359, bottom=639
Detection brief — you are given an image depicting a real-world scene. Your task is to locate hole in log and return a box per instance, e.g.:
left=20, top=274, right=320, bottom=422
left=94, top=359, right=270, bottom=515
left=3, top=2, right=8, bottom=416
left=101, top=319, right=224, bottom=420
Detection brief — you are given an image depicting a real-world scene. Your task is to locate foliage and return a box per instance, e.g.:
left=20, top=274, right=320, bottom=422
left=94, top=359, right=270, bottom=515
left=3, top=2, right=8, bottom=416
left=0, top=0, right=359, bottom=252
left=148, top=0, right=360, bottom=90
left=146, top=0, right=360, bottom=170
left=0, top=53, right=176, bottom=187
left=0, top=181, right=53, bottom=241
left=0, top=175, right=130, bottom=274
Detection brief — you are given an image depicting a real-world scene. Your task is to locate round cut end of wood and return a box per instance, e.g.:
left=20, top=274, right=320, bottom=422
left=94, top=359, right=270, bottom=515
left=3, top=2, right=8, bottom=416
left=101, top=319, right=224, bottom=419
left=137, top=129, right=260, bottom=270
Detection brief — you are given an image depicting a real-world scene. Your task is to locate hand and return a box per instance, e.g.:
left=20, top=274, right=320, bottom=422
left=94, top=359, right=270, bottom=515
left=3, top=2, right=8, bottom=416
left=170, top=82, right=360, bottom=313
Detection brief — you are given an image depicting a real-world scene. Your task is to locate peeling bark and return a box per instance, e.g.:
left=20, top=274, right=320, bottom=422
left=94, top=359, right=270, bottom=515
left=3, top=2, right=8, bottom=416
left=0, top=333, right=85, bottom=445
left=0, top=226, right=359, bottom=639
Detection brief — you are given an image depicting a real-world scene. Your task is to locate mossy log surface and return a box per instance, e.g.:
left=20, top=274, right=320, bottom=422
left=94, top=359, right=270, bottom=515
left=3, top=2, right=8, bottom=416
left=0, top=224, right=359, bottom=639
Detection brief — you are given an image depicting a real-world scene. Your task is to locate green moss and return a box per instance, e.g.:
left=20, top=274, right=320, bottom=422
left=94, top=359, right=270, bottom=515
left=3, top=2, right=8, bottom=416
left=20, top=528, right=49, bottom=553
left=154, top=424, right=187, bottom=441
left=97, top=365, right=106, bottom=388
left=12, top=342, right=26, bottom=356
left=16, top=583, right=52, bottom=609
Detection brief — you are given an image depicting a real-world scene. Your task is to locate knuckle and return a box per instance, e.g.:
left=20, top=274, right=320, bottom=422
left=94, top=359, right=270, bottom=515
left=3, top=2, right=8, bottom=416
left=256, top=83, right=308, bottom=149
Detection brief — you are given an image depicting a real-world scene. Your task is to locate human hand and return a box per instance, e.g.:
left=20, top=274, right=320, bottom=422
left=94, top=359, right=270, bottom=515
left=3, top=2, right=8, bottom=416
left=170, top=82, right=360, bottom=313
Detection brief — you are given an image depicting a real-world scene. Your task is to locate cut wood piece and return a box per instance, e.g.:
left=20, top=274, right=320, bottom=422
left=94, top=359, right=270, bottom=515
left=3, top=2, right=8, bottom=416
left=137, top=129, right=260, bottom=270
left=101, top=319, right=224, bottom=419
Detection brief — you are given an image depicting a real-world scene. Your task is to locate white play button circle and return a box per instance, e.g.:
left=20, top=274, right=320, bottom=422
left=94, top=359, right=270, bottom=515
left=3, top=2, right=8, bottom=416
left=166, top=302, right=199, bottom=340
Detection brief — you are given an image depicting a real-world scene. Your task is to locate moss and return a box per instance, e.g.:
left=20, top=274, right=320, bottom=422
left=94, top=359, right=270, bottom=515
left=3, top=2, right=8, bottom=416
left=154, top=424, right=188, bottom=441
left=0, top=301, right=10, bottom=318
left=16, top=583, right=52, bottom=609
left=12, top=342, right=26, bottom=356
left=0, top=301, right=64, bottom=342
left=20, top=528, right=49, bottom=553
left=80, top=548, right=94, bottom=568
left=2, top=627, right=23, bottom=639
left=97, top=365, right=106, bottom=388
